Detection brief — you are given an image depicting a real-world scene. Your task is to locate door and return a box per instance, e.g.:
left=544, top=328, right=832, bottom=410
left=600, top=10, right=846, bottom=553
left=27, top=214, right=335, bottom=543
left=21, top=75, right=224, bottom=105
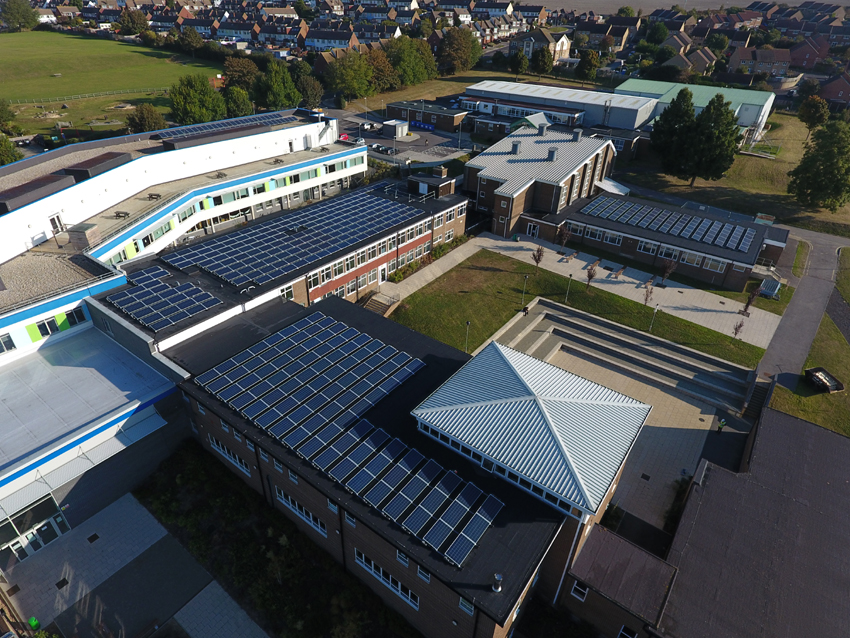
left=527, top=223, right=539, bottom=238
left=36, top=520, right=59, bottom=545
left=49, top=214, right=65, bottom=233
left=380, top=267, right=387, bottom=282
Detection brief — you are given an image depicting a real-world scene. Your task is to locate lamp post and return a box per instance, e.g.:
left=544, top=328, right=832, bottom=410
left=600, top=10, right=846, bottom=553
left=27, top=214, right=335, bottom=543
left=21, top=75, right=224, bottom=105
left=465, top=321, right=471, bottom=354
left=521, top=275, right=529, bottom=307
left=565, top=273, right=572, bottom=304
left=649, top=303, right=659, bottom=333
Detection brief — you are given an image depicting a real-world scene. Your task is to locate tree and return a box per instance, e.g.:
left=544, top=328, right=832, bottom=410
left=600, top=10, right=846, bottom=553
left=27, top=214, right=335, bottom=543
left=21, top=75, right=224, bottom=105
left=509, top=51, right=529, bottom=79
left=644, top=282, right=654, bottom=306
left=575, top=49, right=599, bottom=81
left=414, top=38, right=439, bottom=81
left=325, top=53, right=374, bottom=99
left=555, top=225, right=571, bottom=254
left=1, top=0, right=37, bottom=31
left=0, top=133, right=23, bottom=166
left=118, top=9, right=149, bottom=35
left=179, top=27, right=205, bottom=58
left=655, top=45, right=677, bottom=64
left=492, top=50, right=508, bottom=69
left=617, top=5, right=635, bottom=16
left=437, top=28, right=482, bottom=74
left=798, top=95, right=829, bottom=138
left=296, top=76, right=323, bottom=110
left=647, top=22, right=669, bottom=45
left=652, top=88, right=695, bottom=175
left=682, top=93, right=740, bottom=186
left=0, top=100, right=16, bottom=130
left=599, top=34, right=615, bottom=53
left=384, top=36, right=434, bottom=86
left=531, top=246, right=545, bottom=274
left=367, top=49, right=400, bottom=93
left=287, top=59, right=313, bottom=86
left=224, top=57, right=259, bottom=92
left=126, top=103, right=167, bottom=133
left=742, top=284, right=762, bottom=314
left=573, top=33, right=589, bottom=48
left=788, top=120, right=850, bottom=213
left=530, top=46, right=553, bottom=77
left=169, top=73, right=226, bottom=125
left=293, top=0, right=315, bottom=21
left=732, top=319, right=745, bottom=339
left=798, top=77, right=820, bottom=99
left=586, top=263, right=597, bottom=290
left=252, top=61, right=301, bottom=110
left=139, top=30, right=160, bottom=46
left=419, top=18, right=433, bottom=38
left=660, top=258, right=677, bottom=284
left=223, top=86, right=253, bottom=118
left=705, top=32, right=729, bottom=53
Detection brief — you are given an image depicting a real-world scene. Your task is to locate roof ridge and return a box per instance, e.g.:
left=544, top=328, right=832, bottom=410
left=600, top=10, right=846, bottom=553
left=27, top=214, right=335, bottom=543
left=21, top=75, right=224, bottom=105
left=413, top=395, right=535, bottom=414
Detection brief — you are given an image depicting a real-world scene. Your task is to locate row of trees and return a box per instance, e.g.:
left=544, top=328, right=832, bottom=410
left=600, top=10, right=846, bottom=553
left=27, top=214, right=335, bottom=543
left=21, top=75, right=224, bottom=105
left=0, top=101, right=24, bottom=167
left=0, top=0, right=38, bottom=32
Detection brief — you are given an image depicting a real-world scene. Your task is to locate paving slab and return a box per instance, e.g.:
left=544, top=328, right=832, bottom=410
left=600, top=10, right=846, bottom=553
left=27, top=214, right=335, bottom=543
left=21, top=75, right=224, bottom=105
left=175, top=582, right=271, bottom=638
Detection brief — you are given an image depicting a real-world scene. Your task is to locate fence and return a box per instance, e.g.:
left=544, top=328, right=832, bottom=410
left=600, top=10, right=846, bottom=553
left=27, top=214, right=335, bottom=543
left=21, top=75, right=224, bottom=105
left=9, top=87, right=169, bottom=105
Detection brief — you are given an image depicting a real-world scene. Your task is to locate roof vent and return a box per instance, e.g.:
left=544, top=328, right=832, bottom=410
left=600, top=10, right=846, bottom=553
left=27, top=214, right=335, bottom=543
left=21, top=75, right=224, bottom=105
left=538, top=123, right=549, bottom=136
left=548, top=147, right=558, bottom=162
left=574, top=129, right=583, bottom=142
left=511, top=140, right=521, bottom=155
left=492, top=573, right=503, bottom=593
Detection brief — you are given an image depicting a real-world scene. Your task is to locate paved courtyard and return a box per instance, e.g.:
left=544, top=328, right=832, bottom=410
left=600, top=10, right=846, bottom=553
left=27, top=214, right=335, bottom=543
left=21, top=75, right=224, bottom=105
left=175, top=582, right=271, bottom=638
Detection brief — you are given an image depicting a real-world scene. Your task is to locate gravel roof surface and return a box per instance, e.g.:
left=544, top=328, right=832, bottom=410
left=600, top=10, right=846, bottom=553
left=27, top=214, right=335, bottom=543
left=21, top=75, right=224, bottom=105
left=0, top=252, right=109, bottom=311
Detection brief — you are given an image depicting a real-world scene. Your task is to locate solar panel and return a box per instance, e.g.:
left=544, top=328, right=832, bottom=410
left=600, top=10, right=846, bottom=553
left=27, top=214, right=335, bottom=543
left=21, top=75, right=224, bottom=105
left=648, top=211, right=672, bottom=231
left=422, top=483, right=482, bottom=550
left=157, top=112, right=299, bottom=141
left=726, top=225, right=745, bottom=249
left=669, top=214, right=691, bottom=236
left=638, top=209, right=663, bottom=228
left=162, top=184, right=423, bottom=289
left=739, top=228, right=757, bottom=252
left=658, top=213, right=681, bottom=234
left=702, top=220, right=724, bottom=244
left=691, top=218, right=713, bottom=242
left=628, top=206, right=653, bottom=226
left=714, top=223, right=734, bottom=246
left=680, top=216, right=702, bottom=239
left=402, top=471, right=462, bottom=536
left=128, top=266, right=169, bottom=284
left=384, top=460, right=442, bottom=522
left=364, top=448, right=424, bottom=508
left=444, top=495, right=505, bottom=567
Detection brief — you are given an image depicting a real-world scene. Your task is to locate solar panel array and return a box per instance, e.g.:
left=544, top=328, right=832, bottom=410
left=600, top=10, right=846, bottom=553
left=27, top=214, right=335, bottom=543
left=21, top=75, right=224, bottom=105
left=162, top=184, right=422, bottom=287
left=157, top=112, right=299, bottom=141
left=579, top=197, right=759, bottom=253
left=107, top=266, right=223, bottom=332
left=196, top=312, right=503, bottom=567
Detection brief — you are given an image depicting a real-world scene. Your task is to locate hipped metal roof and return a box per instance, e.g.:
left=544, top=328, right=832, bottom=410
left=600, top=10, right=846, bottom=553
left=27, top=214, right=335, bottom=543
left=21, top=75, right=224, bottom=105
left=411, top=342, right=650, bottom=512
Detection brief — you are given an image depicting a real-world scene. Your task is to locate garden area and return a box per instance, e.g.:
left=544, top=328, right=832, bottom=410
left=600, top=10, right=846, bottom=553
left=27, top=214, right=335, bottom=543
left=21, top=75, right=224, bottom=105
left=388, top=234, right=470, bottom=283
left=134, top=440, right=421, bottom=638
left=390, top=250, right=765, bottom=368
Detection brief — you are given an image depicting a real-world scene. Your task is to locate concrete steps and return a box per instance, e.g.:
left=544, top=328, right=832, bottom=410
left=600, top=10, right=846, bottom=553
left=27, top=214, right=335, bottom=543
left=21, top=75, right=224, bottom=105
left=364, top=295, right=392, bottom=316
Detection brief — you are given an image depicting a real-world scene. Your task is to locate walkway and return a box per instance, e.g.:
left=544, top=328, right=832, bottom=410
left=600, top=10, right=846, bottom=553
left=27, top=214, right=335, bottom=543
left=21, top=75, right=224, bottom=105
left=175, top=582, right=271, bottom=638
left=382, top=233, right=781, bottom=348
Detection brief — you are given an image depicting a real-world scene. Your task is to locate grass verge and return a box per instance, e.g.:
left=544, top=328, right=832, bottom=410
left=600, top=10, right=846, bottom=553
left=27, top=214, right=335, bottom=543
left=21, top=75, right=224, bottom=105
left=836, top=248, right=850, bottom=303
left=135, top=439, right=420, bottom=638
left=770, top=315, right=850, bottom=437
left=390, top=250, right=764, bottom=368
left=792, top=239, right=810, bottom=278
left=710, top=278, right=796, bottom=316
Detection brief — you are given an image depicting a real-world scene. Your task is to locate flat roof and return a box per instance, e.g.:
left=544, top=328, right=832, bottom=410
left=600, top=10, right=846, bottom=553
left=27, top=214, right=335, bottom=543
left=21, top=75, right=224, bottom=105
left=0, top=327, right=172, bottom=475
left=465, top=80, right=657, bottom=110
left=172, top=297, right=563, bottom=625
left=388, top=101, right=468, bottom=117
left=570, top=525, right=676, bottom=625
left=661, top=409, right=850, bottom=637
left=615, top=78, right=775, bottom=108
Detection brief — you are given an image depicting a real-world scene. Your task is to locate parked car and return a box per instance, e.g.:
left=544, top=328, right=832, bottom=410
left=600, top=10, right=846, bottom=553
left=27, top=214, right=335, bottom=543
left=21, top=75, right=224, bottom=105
left=386, top=147, right=398, bottom=155
left=377, top=145, right=389, bottom=153
left=362, top=122, right=374, bottom=130
left=339, top=133, right=349, bottom=141
left=355, top=137, right=365, bottom=144
left=371, top=143, right=382, bottom=150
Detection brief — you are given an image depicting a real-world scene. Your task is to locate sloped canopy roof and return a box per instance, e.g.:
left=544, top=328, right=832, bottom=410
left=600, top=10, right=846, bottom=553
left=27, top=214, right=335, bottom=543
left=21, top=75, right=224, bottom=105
left=412, top=342, right=650, bottom=513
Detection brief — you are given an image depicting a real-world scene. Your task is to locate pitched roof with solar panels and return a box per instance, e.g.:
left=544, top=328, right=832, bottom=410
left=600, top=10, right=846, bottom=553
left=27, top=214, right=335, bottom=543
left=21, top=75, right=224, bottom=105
left=553, top=194, right=782, bottom=265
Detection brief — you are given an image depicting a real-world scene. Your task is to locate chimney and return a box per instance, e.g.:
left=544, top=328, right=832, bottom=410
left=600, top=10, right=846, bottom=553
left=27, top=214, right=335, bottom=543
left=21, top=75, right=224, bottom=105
left=548, top=147, right=558, bottom=162
left=511, top=140, right=521, bottom=155
left=573, top=129, right=583, bottom=142
left=492, top=573, right=503, bottom=593
left=432, top=165, right=448, bottom=178
left=537, top=123, right=549, bottom=136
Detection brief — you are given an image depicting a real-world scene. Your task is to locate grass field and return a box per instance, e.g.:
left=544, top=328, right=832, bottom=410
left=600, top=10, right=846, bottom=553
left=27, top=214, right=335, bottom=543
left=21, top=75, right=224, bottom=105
left=0, top=32, right=222, bottom=100
left=792, top=240, right=810, bottom=278
left=616, top=112, right=850, bottom=237
left=390, top=250, right=765, bottom=368
left=711, top=279, right=796, bottom=316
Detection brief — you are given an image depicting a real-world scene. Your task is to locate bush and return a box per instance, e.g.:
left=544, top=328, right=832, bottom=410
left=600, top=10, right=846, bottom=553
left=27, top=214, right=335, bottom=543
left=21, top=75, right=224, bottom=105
left=335, top=94, right=347, bottom=109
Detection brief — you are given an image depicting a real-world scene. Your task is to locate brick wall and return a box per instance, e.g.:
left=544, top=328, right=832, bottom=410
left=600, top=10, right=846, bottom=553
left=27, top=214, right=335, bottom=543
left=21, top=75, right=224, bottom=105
left=561, top=578, right=652, bottom=638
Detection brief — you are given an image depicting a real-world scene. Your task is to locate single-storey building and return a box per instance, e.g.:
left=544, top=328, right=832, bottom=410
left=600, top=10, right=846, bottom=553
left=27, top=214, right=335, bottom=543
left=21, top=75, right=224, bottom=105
left=386, top=101, right=468, bottom=133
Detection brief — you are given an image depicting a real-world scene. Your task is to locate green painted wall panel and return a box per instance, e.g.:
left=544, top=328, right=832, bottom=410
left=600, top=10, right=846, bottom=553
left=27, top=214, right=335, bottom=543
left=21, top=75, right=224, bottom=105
left=56, top=312, right=70, bottom=331
left=26, top=324, right=42, bottom=343
left=169, top=219, right=176, bottom=231
left=126, top=242, right=137, bottom=258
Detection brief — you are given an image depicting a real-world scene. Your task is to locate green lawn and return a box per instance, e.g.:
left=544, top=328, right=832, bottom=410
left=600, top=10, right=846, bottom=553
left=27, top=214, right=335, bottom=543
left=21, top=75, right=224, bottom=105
left=836, top=248, right=850, bottom=303
left=390, top=250, right=765, bottom=368
left=711, top=278, right=796, bottom=316
left=0, top=31, right=222, bottom=100
left=771, top=315, right=850, bottom=437
left=792, top=239, right=810, bottom=278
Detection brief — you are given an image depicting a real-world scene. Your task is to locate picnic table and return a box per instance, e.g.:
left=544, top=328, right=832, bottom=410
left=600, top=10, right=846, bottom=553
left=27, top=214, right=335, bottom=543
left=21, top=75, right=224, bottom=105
left=147, top=193, right=161, bottom=201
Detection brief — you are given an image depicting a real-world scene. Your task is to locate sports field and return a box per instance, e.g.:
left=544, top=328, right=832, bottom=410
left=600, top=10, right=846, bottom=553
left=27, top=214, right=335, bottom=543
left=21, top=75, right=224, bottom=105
left=0, top=31, right=222, bottom=100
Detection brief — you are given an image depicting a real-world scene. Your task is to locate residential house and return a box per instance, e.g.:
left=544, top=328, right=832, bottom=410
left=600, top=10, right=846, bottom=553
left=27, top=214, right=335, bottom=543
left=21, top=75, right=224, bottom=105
left=360, top=5, right=398, bottom=21
left=305, top=29, right=360, bottom=51
left=453, top=7, right=471, bottom=24
left=606, top=15, right=641, bottom=31
left=471, top=20, right=495, bottom=43
left=311, top=18, right=351, bottom=30
left=387, top=0, right=419, bottom=9
left=38, top=8, right=57, bottom=23
left=662, top=53, right=693, bottom=72
left=319, top=0, right=346, bottom=16
left=180, top=17, right=220, bottom=37
left=773, top=18, right=805, bottom=35
left=264, top=6, right=299, bottom=19
left=216, top=20, right=261, bottom=40
left=148, top=13, right=185, bottom=31
left=790, top=35, right=830, bottom=69
left=729, top=46, right=790, bottom=75
left=647, top=9, right=683, bottom=22
left=259, top=23, right=308, bottom=47
left=768, top=8, right=804, bottom=23
left=819, top=72, right=850, bottom=107
left=515, top=5, right=547, bottom=25
left=509, top=28, right=570, bottom=62
left=665, top=16, right=697, bottom=33
left=354, top=25, right=401, bottom=42
left=687, top=47, right=717, bottom=74
left=824, top=24, right=850, bottom=45
left=746, top=1, right=780, bottom=19
left=100, top=8, right=125, bottom=23
left=799, top=1, right=844, bottom=20
left=661, top=32, right=692, bottom=54
left=691, top=26, right=749, bottom=48
left=395, top=10, right=420, bottom=25
left=470, top=1, right=512, bottom=20
left=55, top=5, right=81, bottom=21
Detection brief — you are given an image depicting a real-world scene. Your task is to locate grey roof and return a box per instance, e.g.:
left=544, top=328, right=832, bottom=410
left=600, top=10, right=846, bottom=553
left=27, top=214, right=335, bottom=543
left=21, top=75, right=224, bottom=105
left=465, top=80, right=657, bottom=111
left=465, top=128, right=612, bottom=197
left=411, top=342, right=650, bottom=512
left=661, top=409, right=850, bottom=638
left=0, top=327, right=171, bottom=474
left=570, top=525, right=676, bottom=625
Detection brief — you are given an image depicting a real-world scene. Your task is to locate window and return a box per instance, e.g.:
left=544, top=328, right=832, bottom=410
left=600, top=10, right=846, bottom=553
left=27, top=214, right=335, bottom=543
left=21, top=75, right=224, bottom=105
left=246, top=439, right=255, bottom=451
left=357, top=249, right=367, bottom=265
left=368, top=245, right=377, bottom=260
left=275, top=486, right=327, bottom=537
left=36, top=317, right=59, bottom=338
left=345, top=255, right=356, bottom=271
left=333, top=260, right=345, bottom=277
left=307, top=272, right=320, bottom=289
left=233, top=430, right=242, bottom=442
left=274, top=458, right=284, bottom=472
left=281, top=285, right=294, bottom=300
left=209, top=434, right=250, bottom=476
left=435, top=234, right=442, bottom=244
left=321, top=266, right=333, bottom=283
left=658, top=246, right=680, bottom=261
left=733, top=263, right=747, bottom=272
left=434, top=213, right=443, bottom=227
left=680, top=251, right=702, bottom=267
left=418, top=565, right=430, bottom=583
left=327, top=498, right=338, bottom=513
left=446, top=229, right=454, bottom=242
left=388, top=258, right=397, bottom=273
left=289, top=469, right=298, bottom=484
left=603, top=232, right=622, bottom=246
left=357, top=274, right=367, bottom=289
left=397, top=550, right=409, bottom=567
left=65, top=307, right=87, bottom=327
left=585, top=227, right=603, bottom=242
left=703, top=257, right=726, bottom=273
left=259, top=448, right=269, bottom=462
left=355, top=549, right=419, bottom=610
left=368, top=268, right=378, bottom=284
left=570, top=580, right=589, bottom=601
left=345, top=511, right=356, bottom=527
left=415, top=244, right=423, bottom=259
left=0, top=333, right=15, bottom=355
left=458, top=203, right=466, bottom=217
left=190, top=419, right=198, bottom=433
left=446, top=209, right=455, bottom=222
left=459, top=597, right=475, bottom=615
left=637, top=240, right=657, bottom=255
left=347, top=279, right=357, bottom=295
left=479, top=191, right=486, bottom=199
left=618, top=627, right=638, bottom=638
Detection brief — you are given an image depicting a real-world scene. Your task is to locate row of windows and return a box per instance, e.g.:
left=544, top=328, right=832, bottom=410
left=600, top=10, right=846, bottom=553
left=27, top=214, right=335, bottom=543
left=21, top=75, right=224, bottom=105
left=570, top=582, right=637, bottom=638
left=275, top=485, right=327, bottom=537
left=0, top=333, right=15, bottom=355
left=208, top=434, right=250, bottom=476
left=355, top=548, right=420, bottom=610
left=35, top=307, right=87, bottom=339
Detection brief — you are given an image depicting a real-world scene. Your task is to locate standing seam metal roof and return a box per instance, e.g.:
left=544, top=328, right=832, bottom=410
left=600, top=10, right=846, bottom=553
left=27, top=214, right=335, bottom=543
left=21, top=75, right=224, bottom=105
left=465, top=80, right=657, bottom=110
left=412, top=343, right=650, bottom=512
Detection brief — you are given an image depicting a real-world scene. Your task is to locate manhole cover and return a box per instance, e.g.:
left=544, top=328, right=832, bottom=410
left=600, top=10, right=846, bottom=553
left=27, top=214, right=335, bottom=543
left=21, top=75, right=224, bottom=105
left=56, top=578, right=68, bottom=590
left=87, top=533, right=99, bottom=543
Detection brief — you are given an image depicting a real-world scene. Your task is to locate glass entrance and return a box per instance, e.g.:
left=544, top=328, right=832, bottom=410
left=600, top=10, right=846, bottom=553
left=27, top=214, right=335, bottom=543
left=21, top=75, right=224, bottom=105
left=527, top=223, right=539, bottom=238
left=0, top=497, right=70, bottom=575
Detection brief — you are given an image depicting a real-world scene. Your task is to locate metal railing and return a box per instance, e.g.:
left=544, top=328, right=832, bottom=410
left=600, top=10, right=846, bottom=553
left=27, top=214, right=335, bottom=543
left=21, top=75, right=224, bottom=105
left=86, top=191, right=185, bottom=253
left=0, top=269, right=122, bottom=318
left=9, top=87, right=169, bottom=105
